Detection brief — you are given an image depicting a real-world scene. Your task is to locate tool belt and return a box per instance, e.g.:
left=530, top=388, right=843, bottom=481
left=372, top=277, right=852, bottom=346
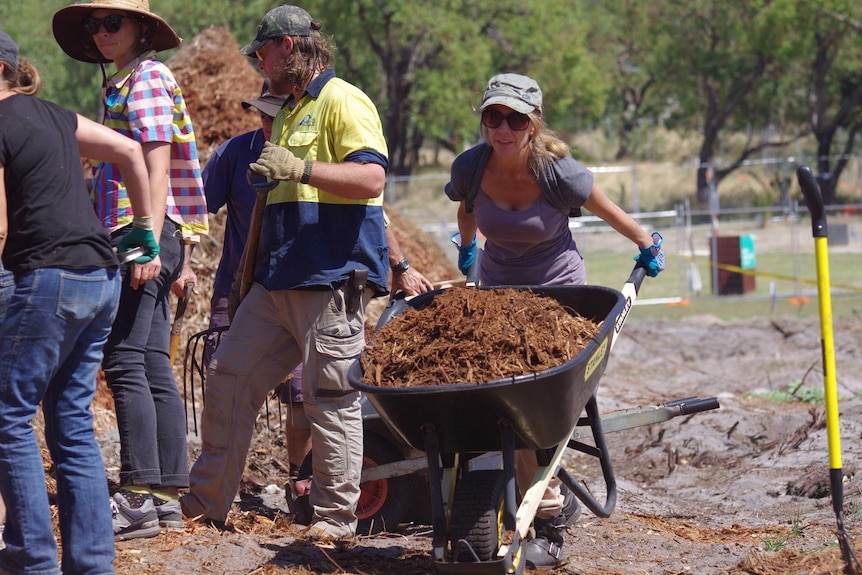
left=346, top=268, right=368, bottom=314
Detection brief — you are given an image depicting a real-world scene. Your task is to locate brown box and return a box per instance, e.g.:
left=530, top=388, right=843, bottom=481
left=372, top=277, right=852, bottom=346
left=711, top=236, right=756, bottom=295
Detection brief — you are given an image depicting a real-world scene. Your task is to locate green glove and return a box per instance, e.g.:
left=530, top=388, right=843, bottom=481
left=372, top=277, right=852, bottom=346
left=249, top=141, right=310, bottom=183
left=118, top=225, right=160, bottom=264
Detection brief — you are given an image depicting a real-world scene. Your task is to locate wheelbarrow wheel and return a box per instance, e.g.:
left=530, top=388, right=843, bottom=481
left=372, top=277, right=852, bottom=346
left=450, top=469, right=506, bottom=562
left=294, top=431, right=415, bottom=534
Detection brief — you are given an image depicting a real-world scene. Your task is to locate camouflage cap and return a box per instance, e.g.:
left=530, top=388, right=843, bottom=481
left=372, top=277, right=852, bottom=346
left=240, top=5, right=313, bottom=57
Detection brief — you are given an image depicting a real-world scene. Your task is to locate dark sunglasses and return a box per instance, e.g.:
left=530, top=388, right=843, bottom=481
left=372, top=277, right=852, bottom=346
left=83, top=14, right=131, bottom=36
left=481, top=108, right=531, bottom=131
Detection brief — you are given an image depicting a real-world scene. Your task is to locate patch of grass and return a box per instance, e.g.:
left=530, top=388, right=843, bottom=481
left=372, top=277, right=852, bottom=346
left=747, top=382, right=826, bottom=404
left=761, top=530, right=789, bottom=552
left=759, top=511, right=805, bottom=551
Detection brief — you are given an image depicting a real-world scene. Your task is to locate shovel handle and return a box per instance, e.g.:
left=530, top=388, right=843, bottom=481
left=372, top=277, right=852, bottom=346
left=795, top=165, right=827, bottom=238
left=246, top=170, right=280, bottom=194
left=239, top=171, right=279, bottom=301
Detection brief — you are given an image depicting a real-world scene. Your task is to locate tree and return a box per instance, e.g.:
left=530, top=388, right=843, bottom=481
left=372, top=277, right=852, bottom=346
left=588, top=1, right=663, bottom=161
left=306, top=0, right=604, bottom=175
left=651, top=0, right=807, bottom=203
left=797, top=0, right=862, bottom=204
left=3, top=0, right=275, bottom=120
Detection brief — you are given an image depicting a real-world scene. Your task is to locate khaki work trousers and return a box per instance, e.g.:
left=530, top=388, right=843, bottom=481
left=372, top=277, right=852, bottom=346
left=183, top=282, right=369, bottom=536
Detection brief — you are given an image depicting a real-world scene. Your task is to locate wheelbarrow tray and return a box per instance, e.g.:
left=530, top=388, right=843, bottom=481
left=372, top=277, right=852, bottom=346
left=348, top=284, right=626, bottom=454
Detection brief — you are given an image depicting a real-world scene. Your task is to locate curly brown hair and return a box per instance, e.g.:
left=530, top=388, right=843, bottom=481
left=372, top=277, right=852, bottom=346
left=1, top=57, right=41, bottom=96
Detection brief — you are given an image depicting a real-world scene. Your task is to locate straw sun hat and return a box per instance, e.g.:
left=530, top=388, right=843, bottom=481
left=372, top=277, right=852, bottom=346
left=52, top=0, right=181, bottom=64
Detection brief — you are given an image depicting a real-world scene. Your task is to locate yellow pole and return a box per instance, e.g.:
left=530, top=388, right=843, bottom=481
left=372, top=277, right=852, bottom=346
left=796, top=166, right=860, bottom=574
left=813, top=236, right=842, bottom=470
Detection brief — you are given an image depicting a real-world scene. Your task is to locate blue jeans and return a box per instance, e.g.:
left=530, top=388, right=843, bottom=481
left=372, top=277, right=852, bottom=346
left=0, top=267, right=120, bottom=575
left=102, top=219, right=188, bottom=488
left=0, top=262, right=13, bottom=315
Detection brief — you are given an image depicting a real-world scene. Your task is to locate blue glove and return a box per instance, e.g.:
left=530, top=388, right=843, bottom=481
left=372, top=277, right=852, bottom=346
left=635, top=231, right=665, bottom=277
left=450, top=232, right=477, bottom=276
left=118, top=226, right=160, bottom=264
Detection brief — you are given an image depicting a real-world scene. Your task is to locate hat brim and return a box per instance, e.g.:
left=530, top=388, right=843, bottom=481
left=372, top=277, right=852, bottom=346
left=52, top=4, right=181, bottom=64
left=479, top=95, right=536, bottom=115
left=239, top=37, right=268, bottom=58
left=242, top=98, right=282, bottom=118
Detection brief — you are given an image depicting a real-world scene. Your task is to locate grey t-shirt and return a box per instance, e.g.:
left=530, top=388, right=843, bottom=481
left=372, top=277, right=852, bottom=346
left=445, top=143, right=593, bottom=286
left=472, top=189, right=586, bottom=286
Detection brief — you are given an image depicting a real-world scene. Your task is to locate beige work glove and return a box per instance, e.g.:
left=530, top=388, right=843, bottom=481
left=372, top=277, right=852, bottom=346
left=249, top=141, right=307, bottom=182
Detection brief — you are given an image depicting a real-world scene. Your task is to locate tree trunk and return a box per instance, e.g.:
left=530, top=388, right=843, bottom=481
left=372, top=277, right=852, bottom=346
left=696, top=126, right=720, bottom=204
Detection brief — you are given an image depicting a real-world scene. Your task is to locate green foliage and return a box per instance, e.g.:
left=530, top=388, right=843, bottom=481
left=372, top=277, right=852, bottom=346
left=1, top=0, right=860, bottom=195
left=1, top=0, right=274, bottom=118
left=2, top=0, right=101, bottom=116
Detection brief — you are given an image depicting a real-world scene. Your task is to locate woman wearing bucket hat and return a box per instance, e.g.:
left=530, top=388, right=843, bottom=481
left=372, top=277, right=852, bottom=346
left=0, top=29, right=160, bottom=574
left=52, top=0, right=208, bottom=541
left=445, top=73, right=665, bottom=569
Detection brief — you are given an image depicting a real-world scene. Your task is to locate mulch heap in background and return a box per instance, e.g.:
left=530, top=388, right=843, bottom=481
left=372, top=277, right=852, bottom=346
left=167, top=26, right=264, bottom=165
left=361, top=287, right=601, bottom=388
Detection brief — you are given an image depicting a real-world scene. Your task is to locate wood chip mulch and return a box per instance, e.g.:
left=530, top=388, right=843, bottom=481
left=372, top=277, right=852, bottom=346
left=360, top=287, right=601, bottom=388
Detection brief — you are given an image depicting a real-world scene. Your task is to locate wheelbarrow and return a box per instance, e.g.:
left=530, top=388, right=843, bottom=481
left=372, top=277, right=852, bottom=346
left=348, top=266, right=719, bottom=574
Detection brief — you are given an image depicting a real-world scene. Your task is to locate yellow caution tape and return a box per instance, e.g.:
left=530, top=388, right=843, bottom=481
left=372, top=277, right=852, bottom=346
left=714, top=262, right=862, bottom=293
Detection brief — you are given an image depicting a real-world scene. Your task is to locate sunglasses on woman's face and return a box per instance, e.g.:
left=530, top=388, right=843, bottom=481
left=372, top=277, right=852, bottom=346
left=481, top=108, right=531, bottom=131
left=83, top=14, right=131, bottom=35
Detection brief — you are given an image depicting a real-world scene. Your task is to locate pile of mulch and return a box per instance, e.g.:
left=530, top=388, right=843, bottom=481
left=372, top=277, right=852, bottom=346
left=361, top=287, right=601, bottom=387
left=385, top=209, right=459, bottom=285
left=167, top=26, right=264, bottom=165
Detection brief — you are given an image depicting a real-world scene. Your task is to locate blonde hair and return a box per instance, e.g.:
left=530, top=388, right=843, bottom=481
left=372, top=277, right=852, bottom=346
left=1, top=57, right=41, bottom=96
left=479, top=111, right=570, bottom=178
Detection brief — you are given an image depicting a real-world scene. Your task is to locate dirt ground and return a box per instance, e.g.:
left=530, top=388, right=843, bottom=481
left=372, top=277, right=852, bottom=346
left=96, top=310, right=862, bottom=575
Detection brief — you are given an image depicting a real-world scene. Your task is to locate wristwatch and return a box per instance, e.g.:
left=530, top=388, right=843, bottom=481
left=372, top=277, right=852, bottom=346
left=391, top=258, right=410, bottom=273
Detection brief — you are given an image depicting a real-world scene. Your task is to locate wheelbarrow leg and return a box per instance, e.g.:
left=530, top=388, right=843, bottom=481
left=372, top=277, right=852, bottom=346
left=497, top=426, right=570, bottom=570
left=423, top=429, right=450, bottom=563
left=500, top=424, right=517, bottom=534
left=561, top=393, right=617, bottom=518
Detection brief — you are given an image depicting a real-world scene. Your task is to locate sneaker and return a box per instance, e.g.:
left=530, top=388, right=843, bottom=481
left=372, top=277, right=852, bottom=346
left=153, top=497, right=183, bottom=529
left=111, top=491, right=160, bottom=541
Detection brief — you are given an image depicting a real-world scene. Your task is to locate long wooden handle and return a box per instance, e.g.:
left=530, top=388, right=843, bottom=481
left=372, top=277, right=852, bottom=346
left=239, top=190, right=268, bottom=302
left=239, top=171, right=279, bottom=302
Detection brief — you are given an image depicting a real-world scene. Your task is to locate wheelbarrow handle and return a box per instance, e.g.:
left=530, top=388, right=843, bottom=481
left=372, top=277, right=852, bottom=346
left=670, top=396, right=721, bottom=416
left=626, top=264, right=648, bottom=294
left=795, top=165, right=827, bottom=238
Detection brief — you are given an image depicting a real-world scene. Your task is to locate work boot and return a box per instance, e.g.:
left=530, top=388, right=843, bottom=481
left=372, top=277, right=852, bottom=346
left=285, top=463, right=313, bottom=525
left=522, top=484, right=580, bottom=569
